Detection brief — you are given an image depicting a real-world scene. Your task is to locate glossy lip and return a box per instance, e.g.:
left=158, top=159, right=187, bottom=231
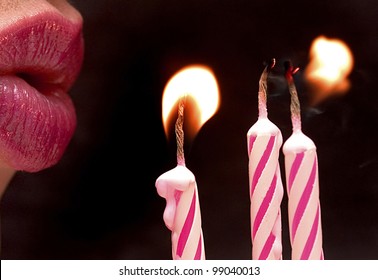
left=0, top=11, right=84, bottom=172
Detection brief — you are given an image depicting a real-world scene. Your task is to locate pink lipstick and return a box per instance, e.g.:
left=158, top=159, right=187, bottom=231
left=0, top=11, right=84, bottom=172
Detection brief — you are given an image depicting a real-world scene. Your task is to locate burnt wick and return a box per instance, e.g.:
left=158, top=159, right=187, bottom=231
left=284, top=61, right=302, bottom=132
left=175, top=95, right=186, bottom=166
left=258, top=58, right=276, bottom=118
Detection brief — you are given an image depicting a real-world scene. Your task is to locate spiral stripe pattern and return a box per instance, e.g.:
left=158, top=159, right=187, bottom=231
left=247, top=122, right=284, bottom=260
left=175, top=185, right=205, bottom=259
left=285, top=148, right=324, bottom=260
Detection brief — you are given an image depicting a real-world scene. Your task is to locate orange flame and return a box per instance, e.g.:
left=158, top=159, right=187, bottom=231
left=162, top=65, right=220, bottom=139
left=304, top=35, right=354, bottom=105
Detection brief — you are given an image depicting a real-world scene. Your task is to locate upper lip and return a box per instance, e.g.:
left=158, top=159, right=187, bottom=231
left=0, top=11, right=84, bottom=172
left=0, top=11, right=84, bottom=95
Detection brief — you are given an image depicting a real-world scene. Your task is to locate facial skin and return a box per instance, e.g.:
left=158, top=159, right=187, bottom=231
left=0, top=0, right=84, bottom=194
left=0, top=1, right=82, bottom=27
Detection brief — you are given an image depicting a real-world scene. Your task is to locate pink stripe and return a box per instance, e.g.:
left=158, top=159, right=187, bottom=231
left=288, top=152, right=304, bottom=192
left=300, top=206, right=320, bottom=259
left=292, top=158, right=317, bottom=239
left=253, top=174, right=277, bottom=238
left=194, top=235, right=202, bottom=260
left=251, top=135, right=275, bottom=195
left=176, top=190, right=196, bottom=257
left=248, top=135, right=257, bottom=155
left=259, top=232, right=276, bottom=260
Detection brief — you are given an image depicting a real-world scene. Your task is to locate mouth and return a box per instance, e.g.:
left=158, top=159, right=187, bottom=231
left=0, top=11, right=84, bottom=172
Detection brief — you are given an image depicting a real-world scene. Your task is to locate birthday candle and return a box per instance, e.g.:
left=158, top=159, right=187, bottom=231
left=247, top=60, right=284, bottom=260
left=155, top=97, right=205, bottom=260
left=283, top=62, right=324, bottom=260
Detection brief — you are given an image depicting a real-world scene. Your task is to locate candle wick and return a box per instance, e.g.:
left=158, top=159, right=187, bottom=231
left=258, top=58, right=275, bottom=119
left=284, top=61, right=302, bottom=132
left=175, top=95, right=186, bottom=166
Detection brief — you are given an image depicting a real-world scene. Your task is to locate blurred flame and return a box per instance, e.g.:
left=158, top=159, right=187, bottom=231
left=304, top=35, right=354, bottom=105
left=162, top=65, right=220, bottom=138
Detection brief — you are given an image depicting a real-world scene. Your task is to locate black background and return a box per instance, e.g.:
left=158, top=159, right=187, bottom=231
left=1, top=0, right=378, bottom=260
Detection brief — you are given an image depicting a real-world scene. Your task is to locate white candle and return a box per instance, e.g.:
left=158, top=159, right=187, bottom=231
left=155, top=97, right=205, bottom=260
left=247, top=60, right=284, bottom=260
left=283, top=63, right=324, bottom=259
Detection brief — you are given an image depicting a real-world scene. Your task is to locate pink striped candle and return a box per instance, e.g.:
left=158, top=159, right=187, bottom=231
left=155, top=97, right=205, bottom=260
left=247, top=60, right=284, bottom=260
left=155, top=165, right=205, bottom=260
left=283, top=63, right=324, bottom=260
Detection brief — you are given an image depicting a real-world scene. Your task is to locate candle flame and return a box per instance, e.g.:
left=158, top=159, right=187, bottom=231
left=304, top=35, right=354, bottom=105
left=162, top=65, right=220, bottom=139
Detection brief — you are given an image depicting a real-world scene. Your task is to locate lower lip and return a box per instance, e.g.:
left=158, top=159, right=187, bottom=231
left=0, top=75, right=76, bottom=172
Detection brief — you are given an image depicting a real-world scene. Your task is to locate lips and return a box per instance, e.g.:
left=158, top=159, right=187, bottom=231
left=0, top=11, right=84, bottom=172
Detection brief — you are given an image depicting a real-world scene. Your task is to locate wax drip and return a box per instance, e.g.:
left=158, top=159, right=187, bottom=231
left=285, top=61, right=302, bottom=132
left=175, top=95, right=186, bottom=166
left=258, top=58, right=276, bottom=118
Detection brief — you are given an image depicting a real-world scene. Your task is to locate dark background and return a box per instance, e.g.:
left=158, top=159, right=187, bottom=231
left=1, top=0, right=378, bottom=260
